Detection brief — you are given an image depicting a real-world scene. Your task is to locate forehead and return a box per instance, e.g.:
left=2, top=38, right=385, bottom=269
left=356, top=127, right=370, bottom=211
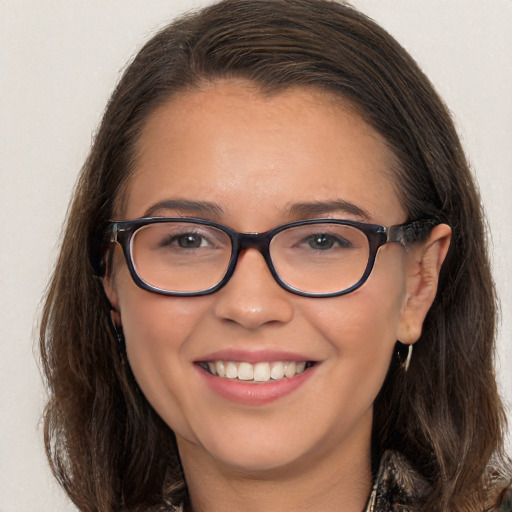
left=125, top=80, right=405, bottom=226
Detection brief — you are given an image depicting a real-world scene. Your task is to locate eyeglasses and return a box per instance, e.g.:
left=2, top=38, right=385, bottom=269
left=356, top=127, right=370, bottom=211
left=92, top=217, right=438, bottom=298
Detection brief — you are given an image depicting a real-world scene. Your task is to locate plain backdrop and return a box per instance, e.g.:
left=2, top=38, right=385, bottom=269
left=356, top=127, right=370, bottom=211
left=1, top=1, right=511, bottom=510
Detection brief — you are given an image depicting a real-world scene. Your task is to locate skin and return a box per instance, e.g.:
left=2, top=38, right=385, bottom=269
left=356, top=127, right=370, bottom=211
left=105, top=80, right=451, bottom=512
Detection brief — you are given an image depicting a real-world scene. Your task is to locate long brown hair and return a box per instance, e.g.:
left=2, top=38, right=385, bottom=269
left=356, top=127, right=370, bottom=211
left=40, top=1, right=508, bottom=510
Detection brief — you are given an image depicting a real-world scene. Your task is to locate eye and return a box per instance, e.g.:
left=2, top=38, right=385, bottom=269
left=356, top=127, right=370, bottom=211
left=168, top=233, right=209, bottom=249
left=304, top=233, right=351, bottom=251
left=135, top=222, right=232, bottom=257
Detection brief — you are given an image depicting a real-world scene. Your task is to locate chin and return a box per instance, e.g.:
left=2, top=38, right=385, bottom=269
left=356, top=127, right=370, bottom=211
left=210, top=442, right=308, bottom=475
left=177, top=420, right=315, bottom=475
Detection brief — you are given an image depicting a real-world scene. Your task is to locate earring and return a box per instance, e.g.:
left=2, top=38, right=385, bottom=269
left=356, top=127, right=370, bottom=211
left=109, top=309, right=125, bottom=353
left=397, top=342, right=413, bottom=372
left=403, top=344, right=413, bottom=372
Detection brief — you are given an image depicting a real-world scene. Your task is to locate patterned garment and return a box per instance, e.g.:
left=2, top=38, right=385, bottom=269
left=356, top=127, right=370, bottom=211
left=168, top=450, right=512, bottom=511
left=365, top=450, right=428, bottom=511
left=366, top=450, right=512, bottom=512
left=493, top=484, right=512, bottom=512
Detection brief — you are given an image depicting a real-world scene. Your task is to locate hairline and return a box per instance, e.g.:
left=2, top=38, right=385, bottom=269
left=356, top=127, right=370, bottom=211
left=113, top=77, right=403, bottom=220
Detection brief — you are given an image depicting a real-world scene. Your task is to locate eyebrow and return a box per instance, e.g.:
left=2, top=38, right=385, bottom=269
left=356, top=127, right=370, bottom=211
left=143, top=199, right=224, bottom=218
left=287, top=199, right=371, bottom=220
left=143, top=198, right=370, bottom=222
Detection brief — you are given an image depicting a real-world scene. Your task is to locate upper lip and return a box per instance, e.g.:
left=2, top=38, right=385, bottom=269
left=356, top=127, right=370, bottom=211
left=195, top=349, right=317, bottom=364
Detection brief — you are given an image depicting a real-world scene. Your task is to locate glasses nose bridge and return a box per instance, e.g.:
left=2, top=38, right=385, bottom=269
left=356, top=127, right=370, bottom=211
left=236, top=231, right=272, bottom=259
left=230, top=231, right=275, bottom=277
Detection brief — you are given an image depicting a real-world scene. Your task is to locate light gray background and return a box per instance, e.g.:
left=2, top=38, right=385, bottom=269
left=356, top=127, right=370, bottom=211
left=1, top=1, right=511, bottom=510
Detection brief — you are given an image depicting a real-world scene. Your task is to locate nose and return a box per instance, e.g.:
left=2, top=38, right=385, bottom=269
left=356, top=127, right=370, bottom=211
left=213, top=248, right=294, bottom=330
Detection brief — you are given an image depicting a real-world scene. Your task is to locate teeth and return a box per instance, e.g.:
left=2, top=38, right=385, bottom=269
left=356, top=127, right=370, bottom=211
left=238, top=362, right=254, bottom=381
left=284, top=361, right=297, bottom=378
left=254, top=362, right=271, bottom=382
left=202, top=360, right=311, bottom=382
left=226, top=361, right=238, bottom=379
left=215, top=360, right=226, bottom=377
left=270, top=361, right=285, bottom=380
left=296, top=361, right=306, bottom=374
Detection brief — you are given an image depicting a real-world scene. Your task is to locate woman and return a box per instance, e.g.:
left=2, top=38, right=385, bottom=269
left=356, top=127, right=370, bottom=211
left=40, top=0, right=511, bottom=510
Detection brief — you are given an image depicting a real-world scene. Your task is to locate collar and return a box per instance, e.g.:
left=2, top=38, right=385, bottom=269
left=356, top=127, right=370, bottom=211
left=168, top=450, right=512, bottom=512
left=365, top=450, right=429, bottom=511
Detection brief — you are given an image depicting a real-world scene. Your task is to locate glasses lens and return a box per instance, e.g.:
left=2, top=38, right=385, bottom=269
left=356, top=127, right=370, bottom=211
left=270, top=223, right=370, bottom=294
left=131, top=222, right=232, bottom=293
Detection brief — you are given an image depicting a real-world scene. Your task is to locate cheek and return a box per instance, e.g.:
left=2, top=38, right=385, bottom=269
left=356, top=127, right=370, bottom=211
left=303, top=249, right=408, bottom=375
left=116, top=279, right=216, bottom=439
left=115, top=268, right=208, bottom=390
left=122, top=293, right=202, bottom=346
left=115, top=262, right=209, bottom=341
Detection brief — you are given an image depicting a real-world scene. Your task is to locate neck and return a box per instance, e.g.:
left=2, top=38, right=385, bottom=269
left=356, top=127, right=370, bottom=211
left=177, top=427, right=373, bottom=512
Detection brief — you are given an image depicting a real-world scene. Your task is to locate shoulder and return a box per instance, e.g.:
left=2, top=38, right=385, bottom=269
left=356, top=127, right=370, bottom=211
left=366, top=450, right=428, bottom=511
left=368, top=451, right=512, bottom=512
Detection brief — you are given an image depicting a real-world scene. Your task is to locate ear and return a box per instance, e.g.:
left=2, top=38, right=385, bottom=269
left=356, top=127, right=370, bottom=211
left=397, top=223, right=451, bottom=345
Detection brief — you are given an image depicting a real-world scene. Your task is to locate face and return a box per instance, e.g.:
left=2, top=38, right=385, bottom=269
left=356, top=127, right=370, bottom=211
left=105, top=80, right=439, bottom=477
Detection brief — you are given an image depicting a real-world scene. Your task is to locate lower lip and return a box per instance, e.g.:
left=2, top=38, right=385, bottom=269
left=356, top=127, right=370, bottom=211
left=197, top=365, right=316, bottom=406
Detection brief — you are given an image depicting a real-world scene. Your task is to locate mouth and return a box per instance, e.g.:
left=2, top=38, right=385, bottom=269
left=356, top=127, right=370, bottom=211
left=197, top=360, right=316, bottom=382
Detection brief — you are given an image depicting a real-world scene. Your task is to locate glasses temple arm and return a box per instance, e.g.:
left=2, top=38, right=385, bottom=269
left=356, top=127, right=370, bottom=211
left=387, top=218, right=442, bottom=246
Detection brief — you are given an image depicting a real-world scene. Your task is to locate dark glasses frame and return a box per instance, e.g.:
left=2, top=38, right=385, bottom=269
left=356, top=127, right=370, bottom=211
left=91, top=217, right=439, bottom=298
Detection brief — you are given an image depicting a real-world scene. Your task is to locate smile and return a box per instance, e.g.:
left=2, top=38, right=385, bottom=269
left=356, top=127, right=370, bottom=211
left=198, top=360, right=314, bottom=382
